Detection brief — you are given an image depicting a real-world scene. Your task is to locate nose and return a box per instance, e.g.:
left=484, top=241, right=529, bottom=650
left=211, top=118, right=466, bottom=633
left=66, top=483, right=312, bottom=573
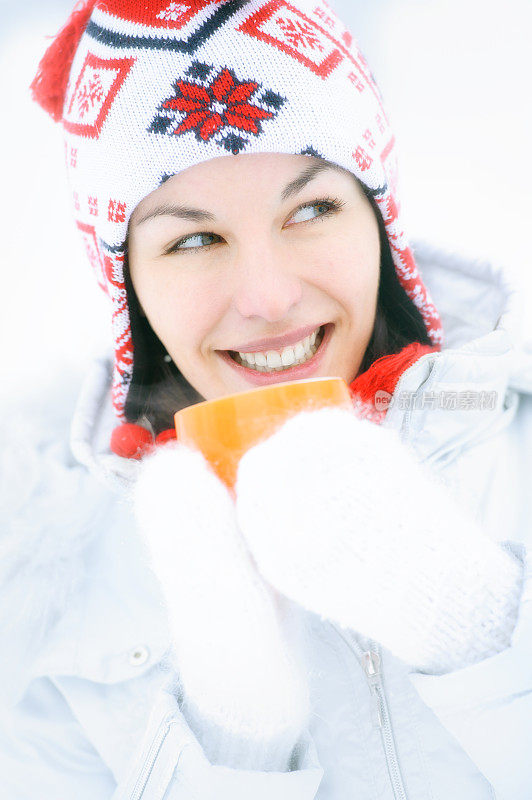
left=231, top=246, right=303, bottom=322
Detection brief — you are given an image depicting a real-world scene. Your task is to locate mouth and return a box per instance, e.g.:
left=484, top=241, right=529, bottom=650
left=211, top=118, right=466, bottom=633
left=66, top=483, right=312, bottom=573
left=216, top=323, right=334, bottom=385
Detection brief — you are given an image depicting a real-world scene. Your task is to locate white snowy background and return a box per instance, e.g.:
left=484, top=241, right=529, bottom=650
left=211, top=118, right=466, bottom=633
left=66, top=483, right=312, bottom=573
left=1, top=0, right=531, bottom=398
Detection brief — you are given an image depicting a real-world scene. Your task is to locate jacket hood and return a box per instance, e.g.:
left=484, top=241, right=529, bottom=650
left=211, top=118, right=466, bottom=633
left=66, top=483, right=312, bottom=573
left=1, top=241, right=531, bottom=706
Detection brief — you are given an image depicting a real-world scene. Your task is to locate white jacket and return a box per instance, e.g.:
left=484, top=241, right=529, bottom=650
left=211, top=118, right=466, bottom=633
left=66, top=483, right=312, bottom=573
left=1, top=242, right=532, bottom=799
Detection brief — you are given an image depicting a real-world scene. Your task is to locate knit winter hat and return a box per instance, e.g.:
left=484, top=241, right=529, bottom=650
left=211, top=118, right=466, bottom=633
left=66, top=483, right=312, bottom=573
left=31, top=0, right=443, bottom=421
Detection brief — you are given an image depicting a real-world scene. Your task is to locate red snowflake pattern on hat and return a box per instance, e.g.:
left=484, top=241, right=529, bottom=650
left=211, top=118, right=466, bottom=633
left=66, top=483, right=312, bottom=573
left=63, top=52, right=135, bottom=138
left=101, top=0, right=220, bottom=30
left=239, top=1, right=343, bottom=78
left=76, top=73, right=104, bottom=117
left=152, top=66, right=279, bottom=145
left=353, top=145, right=372, bottom=171
left=276, top=17, right=324, bottom=50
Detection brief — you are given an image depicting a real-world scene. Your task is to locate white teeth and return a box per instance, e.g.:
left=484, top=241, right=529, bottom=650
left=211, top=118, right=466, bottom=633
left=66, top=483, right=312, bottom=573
left=232, top=326, right=325, bottom=372
left=266, top=351, right=282, bottom=368
left=294, top=342, right=306, bottom=360
left=281, top=347, right=296, bottom=366
left=238, top=350, right=255, bottom=364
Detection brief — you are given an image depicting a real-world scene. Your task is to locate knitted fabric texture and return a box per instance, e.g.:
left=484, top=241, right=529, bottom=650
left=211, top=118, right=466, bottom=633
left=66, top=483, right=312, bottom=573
left=132, top=440, right=310, bottom=771
left=235, top=407, right=524, bottom=674
left=32, top=0, right=444, bottom=421
left=348, top=341, right=437, bottom=424
left=132, top=405, right=524, bottom=771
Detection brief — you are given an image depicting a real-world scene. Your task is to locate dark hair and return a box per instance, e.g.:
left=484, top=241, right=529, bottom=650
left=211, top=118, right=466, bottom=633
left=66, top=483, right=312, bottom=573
left=356, top=186, right=432, bottom=371
left=124, top=185, right=431, bottom=435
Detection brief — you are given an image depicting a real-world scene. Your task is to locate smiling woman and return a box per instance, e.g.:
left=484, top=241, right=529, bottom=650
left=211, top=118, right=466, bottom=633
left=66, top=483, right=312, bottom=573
left=6, top=1, right=532, bottom=798
left=124, top=153, right=432, bottom=433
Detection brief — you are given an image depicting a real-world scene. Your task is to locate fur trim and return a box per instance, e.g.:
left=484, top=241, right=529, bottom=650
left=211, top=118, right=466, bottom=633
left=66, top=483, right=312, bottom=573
left=0, top=387, right=114, bottom=705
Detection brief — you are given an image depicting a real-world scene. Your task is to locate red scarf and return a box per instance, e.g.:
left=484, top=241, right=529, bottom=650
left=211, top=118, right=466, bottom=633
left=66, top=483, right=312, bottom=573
left=349, top=342, right=439, bottom=424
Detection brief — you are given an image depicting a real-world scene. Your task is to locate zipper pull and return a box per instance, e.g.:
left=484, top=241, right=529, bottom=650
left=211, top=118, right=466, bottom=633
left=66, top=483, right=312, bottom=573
left=362, top=650, right=381, bottom=678
left=361, top=650, right=384, bottom=728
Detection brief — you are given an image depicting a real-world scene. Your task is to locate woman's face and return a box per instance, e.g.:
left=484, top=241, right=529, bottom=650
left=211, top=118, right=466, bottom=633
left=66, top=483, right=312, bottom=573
left=128, top=153, right=380, bottom=400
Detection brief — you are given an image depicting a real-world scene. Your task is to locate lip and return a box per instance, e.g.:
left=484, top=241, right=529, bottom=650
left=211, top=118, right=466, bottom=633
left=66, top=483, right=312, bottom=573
left=217, top=323, right=334, bottom=386
left=228, top=323, right=323, bottom=353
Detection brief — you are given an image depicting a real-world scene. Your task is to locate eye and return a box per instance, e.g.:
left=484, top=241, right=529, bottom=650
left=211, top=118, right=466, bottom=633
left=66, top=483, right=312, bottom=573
left=165, top=232, right=221, bottom=254
left=286, top=197, right=344, bottom=226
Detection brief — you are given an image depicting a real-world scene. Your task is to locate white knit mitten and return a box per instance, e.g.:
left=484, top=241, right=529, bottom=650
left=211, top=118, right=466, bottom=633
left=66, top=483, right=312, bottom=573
left=235, top=407, right=525, bottom=674
left=132, top=442, right=309, bottom=771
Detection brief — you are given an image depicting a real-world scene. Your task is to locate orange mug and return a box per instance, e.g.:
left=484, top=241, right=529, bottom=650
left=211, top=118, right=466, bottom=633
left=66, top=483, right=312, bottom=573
left=174, top=376, right=354, bottom=493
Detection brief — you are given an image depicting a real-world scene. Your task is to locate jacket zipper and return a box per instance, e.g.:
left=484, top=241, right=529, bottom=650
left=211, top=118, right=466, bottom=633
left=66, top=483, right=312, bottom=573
left=361, top=648, right=408, bottom=800
left=332, top=624, right=408, bottom=800
left=129, top=712, right=174, bottom=800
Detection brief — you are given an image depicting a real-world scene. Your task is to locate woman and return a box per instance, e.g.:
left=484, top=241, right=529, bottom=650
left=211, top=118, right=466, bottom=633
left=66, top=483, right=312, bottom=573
left=1, top=0, right=531, bottom=797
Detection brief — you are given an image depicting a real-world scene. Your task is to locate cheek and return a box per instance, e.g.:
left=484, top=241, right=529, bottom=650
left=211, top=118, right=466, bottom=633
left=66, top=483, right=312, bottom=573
left=308, top=234, right=380, bottom=312
left=142, top=271, right=225, bottom=356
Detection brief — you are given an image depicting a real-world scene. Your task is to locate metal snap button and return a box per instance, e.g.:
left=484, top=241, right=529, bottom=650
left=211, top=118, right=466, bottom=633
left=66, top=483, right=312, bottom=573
left=129, top=645, right=150, bottom=666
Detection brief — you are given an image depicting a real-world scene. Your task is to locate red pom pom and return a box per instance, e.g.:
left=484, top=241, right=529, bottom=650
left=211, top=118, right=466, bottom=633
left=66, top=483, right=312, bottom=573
left=155, top=429, right=178, bottom=446
left=30, top=0, right=98, bottom=122
left=110, top=423, right=154, bottom=460
left=349, top=342, right=439, bottom=405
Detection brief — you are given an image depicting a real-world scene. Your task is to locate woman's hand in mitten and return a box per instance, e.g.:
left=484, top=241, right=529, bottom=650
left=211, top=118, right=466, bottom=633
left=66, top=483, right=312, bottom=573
left=132, top=441, right=309, bottom=771
left=235, top=407, right=524, bottom=674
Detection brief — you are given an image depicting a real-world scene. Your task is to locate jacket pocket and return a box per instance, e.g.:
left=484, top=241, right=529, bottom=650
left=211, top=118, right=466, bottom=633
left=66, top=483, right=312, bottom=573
left=113, top=682, right=324, bottom=800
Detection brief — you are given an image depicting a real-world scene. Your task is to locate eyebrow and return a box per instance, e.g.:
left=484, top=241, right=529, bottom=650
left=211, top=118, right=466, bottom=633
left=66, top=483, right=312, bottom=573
left=133, top=161, right=345, bottom=227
